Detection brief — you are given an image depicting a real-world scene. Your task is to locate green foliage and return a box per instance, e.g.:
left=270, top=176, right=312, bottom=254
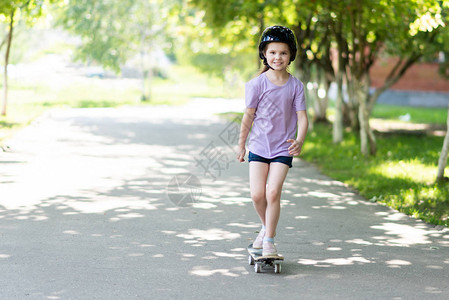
left=54, top=0, right=178, bottom=73
left=54, top=0, right=135, bottom=72
left=0, top=0, right=15, bottom=14
left=0, top=0, right=56, bottom=22
left=189, top=50, right=256, bottom=81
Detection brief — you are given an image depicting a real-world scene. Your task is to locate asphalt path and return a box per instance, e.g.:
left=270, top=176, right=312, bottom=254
left=1, top=99, right=449, bottom=299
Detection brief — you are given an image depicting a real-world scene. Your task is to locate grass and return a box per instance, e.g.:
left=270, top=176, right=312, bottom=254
left=372, top=104, right=449, bottom=124
left=301, top=121, right=449, bottom=227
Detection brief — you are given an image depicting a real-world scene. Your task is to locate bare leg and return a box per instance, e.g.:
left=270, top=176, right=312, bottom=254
left=265, top=162, right=289, bottom=238
left=249, top=162, right=269, bottom=226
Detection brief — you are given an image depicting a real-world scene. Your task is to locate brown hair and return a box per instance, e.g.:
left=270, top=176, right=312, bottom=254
left=259, top=65, right=270, bottom=75
left=258, top=44, right=270, bottom=75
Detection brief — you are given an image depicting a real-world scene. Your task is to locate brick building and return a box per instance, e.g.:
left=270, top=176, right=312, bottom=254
left=370, top=57, right=449, bottom=107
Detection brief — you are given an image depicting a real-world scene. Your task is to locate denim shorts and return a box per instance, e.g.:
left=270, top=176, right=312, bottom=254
left=248, top=152, right=293, bottom=168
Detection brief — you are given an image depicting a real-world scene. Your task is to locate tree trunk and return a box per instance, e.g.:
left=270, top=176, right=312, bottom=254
left=355, top=77, right=376, bottom=155
left=332, top=31, right=346, bottom=143
left=1, top=11, right=14, bottom=116
left=358, top=95, right=369, bottom=155
left=333, top=62, right=344, bottom=143
left=437, top=105, right=449, bottom=181
left=344, top=71, right=360, bottom=130
left=139, top=49, right=147, bottom=101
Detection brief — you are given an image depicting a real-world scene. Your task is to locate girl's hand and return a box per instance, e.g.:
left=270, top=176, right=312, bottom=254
left=236, top=147, right=246, bottom=162
left=287, top=139, right=303, bottom=156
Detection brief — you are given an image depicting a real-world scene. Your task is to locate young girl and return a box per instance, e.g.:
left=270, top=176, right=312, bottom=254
left=237, top=25, right=308, bottom=256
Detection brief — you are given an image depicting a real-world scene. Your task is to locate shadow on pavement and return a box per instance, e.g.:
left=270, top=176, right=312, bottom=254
left=1, top=106, right=448, bottom=299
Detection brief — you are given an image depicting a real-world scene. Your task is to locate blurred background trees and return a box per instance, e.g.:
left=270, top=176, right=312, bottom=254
left=54, top=0, right=180, bottom=101
left=182, top=0, right=449, bottom=156
left=0, top=0, right=448, bottom=157
left=0, top=0, right=57, bottom=116
left=187, top=0, right=449, bottom=156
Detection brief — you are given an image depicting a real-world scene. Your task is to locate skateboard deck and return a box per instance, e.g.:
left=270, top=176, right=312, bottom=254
left=247, top=243, right=284, bottom=273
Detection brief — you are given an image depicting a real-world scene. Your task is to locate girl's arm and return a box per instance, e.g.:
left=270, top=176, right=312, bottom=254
left=237, top=108, right=256, bottom=162
left=287, top=110, right=308, bottom=156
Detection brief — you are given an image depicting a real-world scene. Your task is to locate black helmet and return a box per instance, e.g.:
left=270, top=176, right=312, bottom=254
left=258, top=26, right=297, bottom=64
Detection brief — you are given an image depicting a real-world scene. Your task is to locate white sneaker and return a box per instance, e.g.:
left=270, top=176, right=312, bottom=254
left=252, top=229, right=265, bottom=249
left=262, top=241, right=278, bottom=256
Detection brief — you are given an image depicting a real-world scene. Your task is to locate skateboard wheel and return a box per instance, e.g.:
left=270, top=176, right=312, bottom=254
left=274, top=263, right=281, bottom=274
left=255, top=263, right=262, bottom=273
left=248, top=255, right=255, bottom=265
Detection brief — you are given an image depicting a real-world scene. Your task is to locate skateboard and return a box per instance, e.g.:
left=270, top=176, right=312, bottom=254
left=247, top=243, right=284, bottom=273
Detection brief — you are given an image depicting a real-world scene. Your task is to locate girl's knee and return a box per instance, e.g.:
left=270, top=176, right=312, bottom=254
left=251, top=191, right=266, bottom=203
left=266, top=186, right=282, bottom=203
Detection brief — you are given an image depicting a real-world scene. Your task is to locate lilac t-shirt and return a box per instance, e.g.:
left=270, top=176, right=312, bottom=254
left=245, top=73, right=306, bottom=158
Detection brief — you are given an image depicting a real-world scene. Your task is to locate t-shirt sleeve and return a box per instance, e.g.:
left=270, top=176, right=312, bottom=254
left=293, top=81, right=306, bottom=111
left=245, top=80, right=259, bottom=108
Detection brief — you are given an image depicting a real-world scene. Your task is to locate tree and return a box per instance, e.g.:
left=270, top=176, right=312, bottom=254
left=0, top=4, right=14, bottom=116
left=329, top=9, right=348, bottom=144
left=55, top=0, right=177, bottom=101
left=437, top=105, right=449, bottom=181
left=281, top=0, right=335, bottom=124
left=328, top=0, right=449, bottom=155
left=189, top=0, right=449, bottom=156
left=0, top=0, right=53, bottom=116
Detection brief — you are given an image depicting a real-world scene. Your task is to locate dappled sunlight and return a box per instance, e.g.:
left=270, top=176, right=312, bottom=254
left=192, top=202, right=217, bottom=209
left=375, top=211, right=410, bottom=222
left=0, top=105, right=263, bottom=296
left=344, top=239, right=374, bottom=246
left=227, top=222, right=259, bottom=229
left=61, top=196, right=159, bottom=215
left=307, top=191, right=340, bottom=199
left=1, top=105, right=256, bottom=222
left=385, top=259, right=412, bottom=268
left=297, top=256, right=372, bottom=267
left=293, top=188, right=369, bottom=211
left=373, top=160, right=437, bottom=184
left=210, top=251, right=246, bottom=259
left=176, top=228, right=241, bottom=242
left=371, top=223, right=433, bottom=246
left=1, top=122, right=177, bottom=214
left=301, top=177, right=346, bottom=187
left=281, top=160, right=449, bottom=286
left=189, top=266, right=248, bottom=277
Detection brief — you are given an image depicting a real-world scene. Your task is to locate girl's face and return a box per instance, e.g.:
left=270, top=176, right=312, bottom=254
left=264, top=42, right=291, bottom=71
